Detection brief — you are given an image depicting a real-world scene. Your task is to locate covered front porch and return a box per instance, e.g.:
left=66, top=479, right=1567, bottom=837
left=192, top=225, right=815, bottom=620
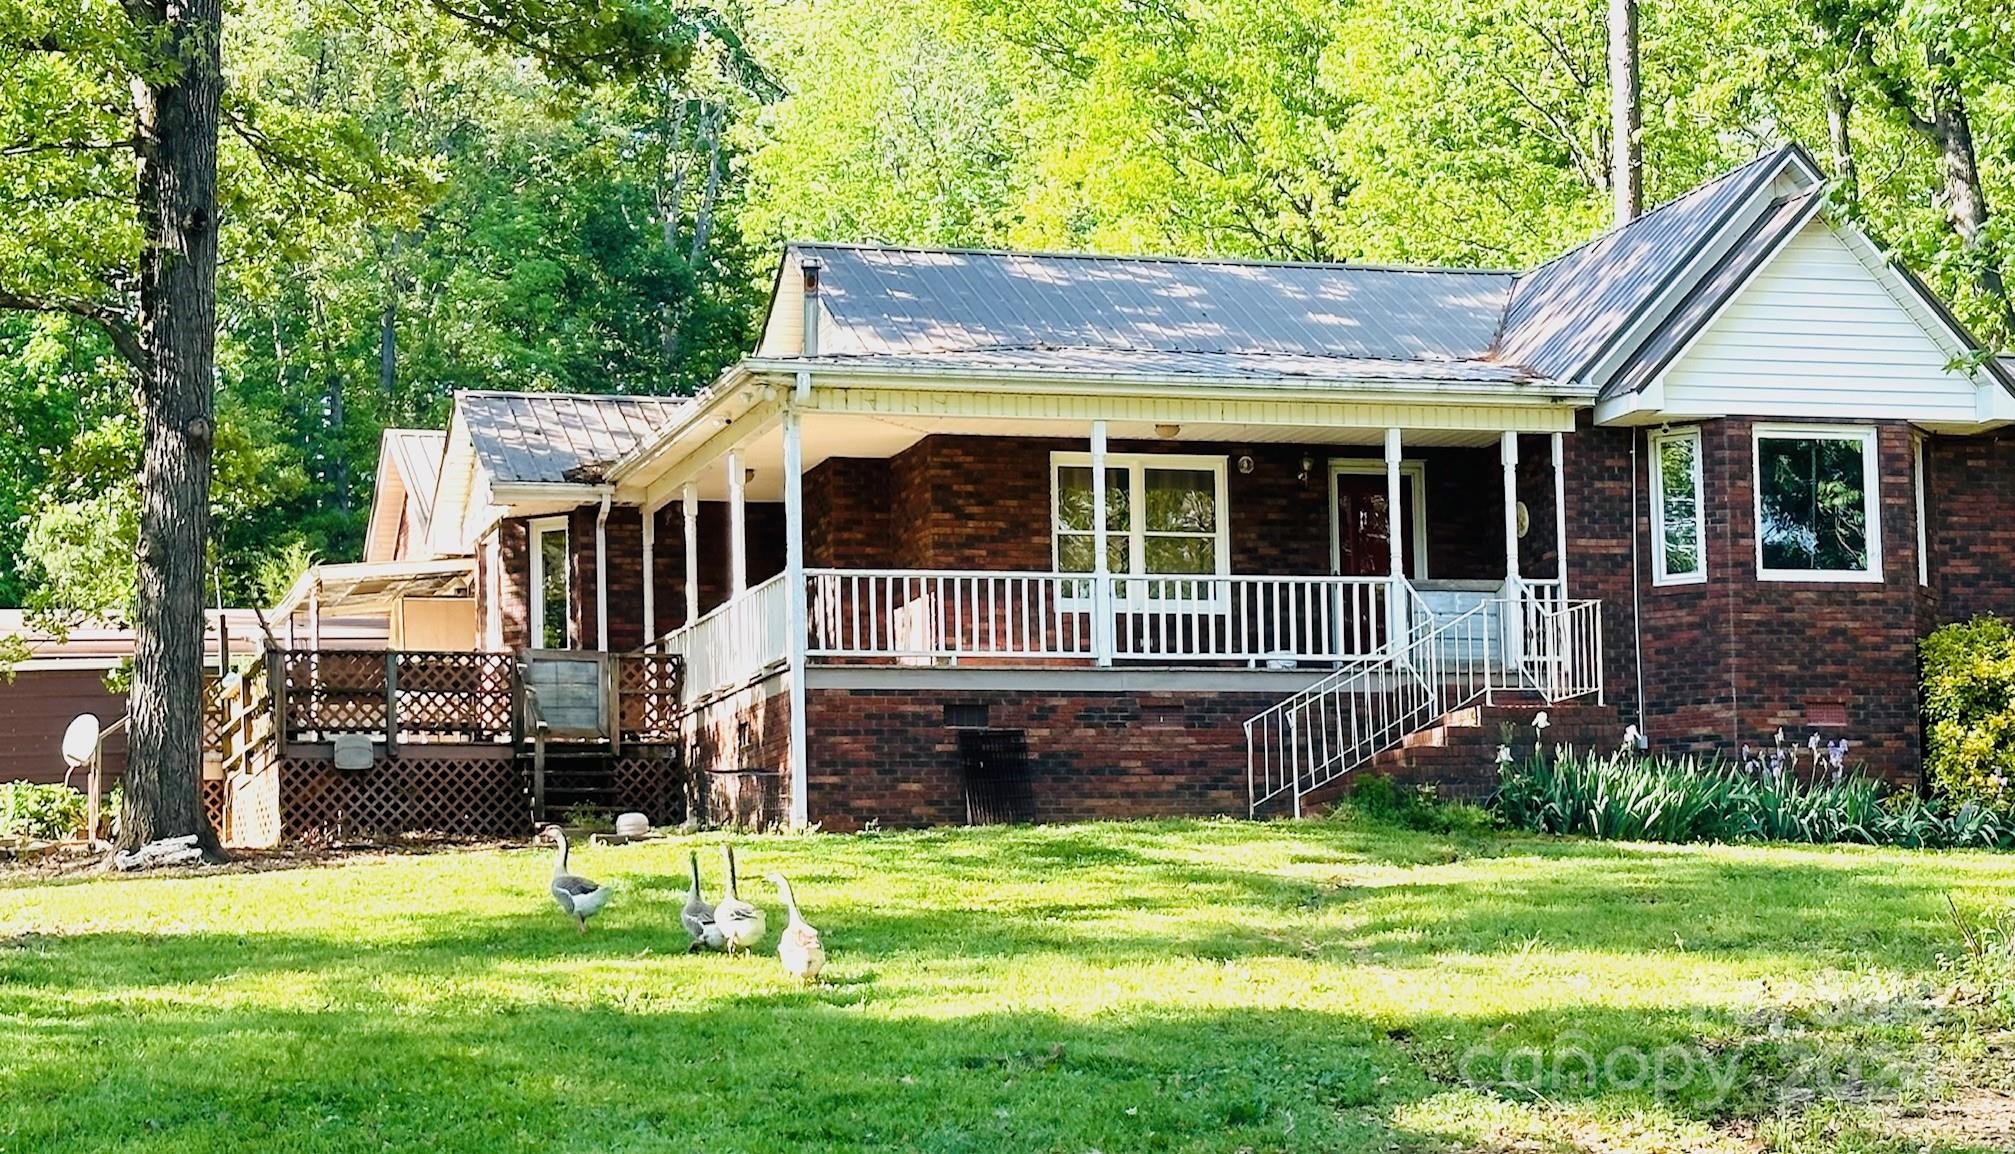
left=613, top=378, right=1599, bottom=691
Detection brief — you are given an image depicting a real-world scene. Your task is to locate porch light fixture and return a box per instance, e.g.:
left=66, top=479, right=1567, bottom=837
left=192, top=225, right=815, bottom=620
left=1155, top=423, right=1182, bottom=439
left=1298, top=455, right=1313, bottom=485
left=1236, top=455, right=1255, bottom=475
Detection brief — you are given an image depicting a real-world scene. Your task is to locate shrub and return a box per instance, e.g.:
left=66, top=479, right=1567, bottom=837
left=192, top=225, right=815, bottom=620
left=1922, top=615, right=2015, bottom=814
left=1495, top=747, right=2013, bottom=849
left=1339, top=774, right=1499, bottom=836
left=0, top=782, right=89, bottom=841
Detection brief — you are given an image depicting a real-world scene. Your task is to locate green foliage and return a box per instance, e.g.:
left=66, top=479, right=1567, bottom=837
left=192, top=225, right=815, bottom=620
left=1496, top=746, right=2015, bottom=848
left=0, top=782, right=88, bottom=841
left=1922, top=615, right=2015, bottom=814
left=1337, top=774, right=1500, bottom=835
left=1942, top=896, right=2015, bottom=1019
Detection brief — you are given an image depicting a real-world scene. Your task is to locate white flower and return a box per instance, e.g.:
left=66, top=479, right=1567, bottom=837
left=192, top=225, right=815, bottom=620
left=1496, top=745, right=1514, bottom=764
left=1533, top=711, right=1551, bottom=731
left=1807, top=732, right=1822, bottom=751
left=1622, top=724, right=1642, bottom=750
left=1773, top=728, right=1787, bottom=749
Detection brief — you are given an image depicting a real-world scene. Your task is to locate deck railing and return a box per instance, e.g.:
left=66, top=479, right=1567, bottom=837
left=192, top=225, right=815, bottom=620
left=650, top=572, right=790, bottom=701
left=803, top=568, right=1400, bottom=665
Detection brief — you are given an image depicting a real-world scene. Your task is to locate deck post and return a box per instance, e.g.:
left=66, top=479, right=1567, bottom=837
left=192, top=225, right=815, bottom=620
left=727, top=449, right=748, bottom=597
left=1384, top=428, right=1405, bottom=653
left=1552, top=432, right=1568, bottom=598
left=1090, top=419, right=1112, bottom=667
left=307, top=577, right=322, bottom=650
left=383, top=651, right=399, bottom=758
left=681, top=484, right=700, bottom=627
left=782, top=400, right=810, bottom=829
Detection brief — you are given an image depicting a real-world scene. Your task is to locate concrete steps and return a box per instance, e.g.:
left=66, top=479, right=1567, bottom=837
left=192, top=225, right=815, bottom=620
left=1299, top=696, right=1622, bottom=809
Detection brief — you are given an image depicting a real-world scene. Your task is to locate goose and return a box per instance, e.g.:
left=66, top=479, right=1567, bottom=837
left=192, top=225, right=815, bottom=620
left=681, top=850, right=726, bottom=952
left=713, top=844, right=767, bottom=953
left=544, top=826, right=611, bottom=933
left=768, top=872, right=826, bottom=984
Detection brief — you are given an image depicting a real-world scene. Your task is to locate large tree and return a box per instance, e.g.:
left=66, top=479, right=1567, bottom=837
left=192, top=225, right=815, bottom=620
left=0, top=0, right=749, bottom=854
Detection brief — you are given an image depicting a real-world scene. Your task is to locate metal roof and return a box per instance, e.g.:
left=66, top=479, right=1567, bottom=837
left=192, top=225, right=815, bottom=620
left=786, top=349, right=1540, bottom=385
left=1495, top=147, right=1799, bottom=380
left=795, top=243, right=1517, bottom=366
left=458, top=391, right=693, bottom=485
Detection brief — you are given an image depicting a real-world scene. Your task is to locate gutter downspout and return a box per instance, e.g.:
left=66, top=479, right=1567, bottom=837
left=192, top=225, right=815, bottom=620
left=1630, top=430, right=1647, bottom=736
left=595, top=494, right=611, bottom=652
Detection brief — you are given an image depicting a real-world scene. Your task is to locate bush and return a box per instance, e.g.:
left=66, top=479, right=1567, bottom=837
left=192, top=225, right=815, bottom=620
left=1339, top=774, right=1499, bottom=836
left=1495, top=747, right=2014, bottom=849
left=0, top=782, right=89, bottom=841
left=1923, top=616, right=2015, bottom=814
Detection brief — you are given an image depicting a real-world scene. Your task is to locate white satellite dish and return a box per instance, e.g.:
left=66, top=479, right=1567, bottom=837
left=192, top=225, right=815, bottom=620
left=62, top=713, right=103, bottom=770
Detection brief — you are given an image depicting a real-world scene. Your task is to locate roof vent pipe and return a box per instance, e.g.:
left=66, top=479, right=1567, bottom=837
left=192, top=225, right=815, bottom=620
left=800, top=256, right=822, bottom=358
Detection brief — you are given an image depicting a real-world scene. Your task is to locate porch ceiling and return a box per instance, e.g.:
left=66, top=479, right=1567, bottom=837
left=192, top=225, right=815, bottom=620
left=684, top=412, right=1522, bottom=501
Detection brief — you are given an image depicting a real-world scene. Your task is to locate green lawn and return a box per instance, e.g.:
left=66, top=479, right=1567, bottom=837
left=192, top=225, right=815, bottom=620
left=3, top=819, right=2012, bottom=1153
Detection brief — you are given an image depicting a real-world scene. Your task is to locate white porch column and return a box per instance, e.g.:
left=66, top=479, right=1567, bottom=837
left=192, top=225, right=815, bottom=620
left=1551, top=432, right=1568, bottom=597
left=1500, top=431, right=1521, bottom=584
left=782, top=403, right=810, bottom=829
left=727, top=448, right=748, bottom=597
left=681, top=484, right=700, bottom=625
left=1384, top=428, right=1405, bottom=648
left=1090, top=419, right=1112, bottom=667
left=594, top=495, right=611, bottom=652
left=641, top=504, right=656, bottom=643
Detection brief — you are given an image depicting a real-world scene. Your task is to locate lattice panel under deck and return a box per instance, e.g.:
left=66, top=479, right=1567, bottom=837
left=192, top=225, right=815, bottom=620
left=611, top=748, right=684, bottom=826
left=278, top=750, right=528, bottom=841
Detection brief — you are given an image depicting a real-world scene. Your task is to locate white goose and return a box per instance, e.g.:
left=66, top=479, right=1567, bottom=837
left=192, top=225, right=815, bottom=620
left=544, top=826, right=611, bottom=933
left=713, top=844, right=767, bottom=953
left=768, top=872, right=826, bottom=984
left=680, top=850, right=726, bottom=952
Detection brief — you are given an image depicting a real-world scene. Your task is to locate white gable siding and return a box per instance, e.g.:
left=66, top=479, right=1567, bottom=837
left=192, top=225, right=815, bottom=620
left=1656, top=221, right=1979, bottom=422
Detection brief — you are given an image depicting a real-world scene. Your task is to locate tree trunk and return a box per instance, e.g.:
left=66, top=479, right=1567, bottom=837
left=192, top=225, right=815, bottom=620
left=1607, top=0, right=1642, bottom=224
left=1925, top=83, right=2015, bottom=336
left=1824, top=82, right=1858, bottom=210
left=121, top=0, right=224, bottom=855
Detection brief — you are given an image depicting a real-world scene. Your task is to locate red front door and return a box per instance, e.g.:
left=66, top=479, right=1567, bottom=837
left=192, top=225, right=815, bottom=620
left=1331, top=470, right=1417, bottom=577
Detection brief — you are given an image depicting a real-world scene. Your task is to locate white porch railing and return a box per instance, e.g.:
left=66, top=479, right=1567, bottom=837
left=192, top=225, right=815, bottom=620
left=651, top=572, right=789, bottom=701
left=803, top=568, right=1400, bottom=665
left=1246, top=582, right=1603, bottom=816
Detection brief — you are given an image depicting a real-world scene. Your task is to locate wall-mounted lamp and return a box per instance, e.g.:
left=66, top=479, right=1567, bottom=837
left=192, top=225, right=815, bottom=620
left=1298, top=455, right=1314, bottom=486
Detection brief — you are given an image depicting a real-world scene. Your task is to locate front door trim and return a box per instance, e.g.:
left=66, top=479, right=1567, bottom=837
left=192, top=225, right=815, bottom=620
left=1328, top=458, right=1429, bottom=579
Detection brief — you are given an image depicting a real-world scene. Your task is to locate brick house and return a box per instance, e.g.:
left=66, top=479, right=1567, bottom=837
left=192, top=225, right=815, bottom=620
left=297, top=144, right=2015, bottom=830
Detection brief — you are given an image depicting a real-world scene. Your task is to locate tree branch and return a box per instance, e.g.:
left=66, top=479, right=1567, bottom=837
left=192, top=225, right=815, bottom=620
left=0, top=137, right=138, bottom=159
left=0, top=288, right=144, bottom=369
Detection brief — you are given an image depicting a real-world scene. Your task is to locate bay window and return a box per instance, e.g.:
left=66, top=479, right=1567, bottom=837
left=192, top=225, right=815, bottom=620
left=1650, top=427, right=1705, bottom=585
left=1052, top=453, right=1228, bottom=598
left=1753, top=425, right=1881, bottom=582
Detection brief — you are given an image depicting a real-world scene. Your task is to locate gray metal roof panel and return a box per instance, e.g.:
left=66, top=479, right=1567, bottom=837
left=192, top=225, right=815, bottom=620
left=794, top=244, right=1518, bottom=364
left=797, top=349, right=1546, bottom=386
left=459, top=392, right=693, bottom=484
left=1601, top=190, right=1825, bottom=400
left=1496, top=147, right=1795, bottom=380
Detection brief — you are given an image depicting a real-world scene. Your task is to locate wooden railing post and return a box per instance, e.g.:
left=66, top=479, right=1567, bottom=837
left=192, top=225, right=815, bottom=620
left=384, top=651, right=400, bottom=758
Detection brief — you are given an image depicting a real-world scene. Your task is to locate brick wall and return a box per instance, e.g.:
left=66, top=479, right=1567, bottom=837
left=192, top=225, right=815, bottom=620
left=1567, top=416, right=1927, bottom=785
left=834, top=434, right=1512, bottom=578
left=1926, top=430, right=2015, bottom=623
left=496, top=518, right=531, bottom=652
left=804, top=686, right=1285, bottom=830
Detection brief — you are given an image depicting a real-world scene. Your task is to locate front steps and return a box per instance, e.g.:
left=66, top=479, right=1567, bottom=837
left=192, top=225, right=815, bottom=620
left=1296, top=696, right=1622, bottom=812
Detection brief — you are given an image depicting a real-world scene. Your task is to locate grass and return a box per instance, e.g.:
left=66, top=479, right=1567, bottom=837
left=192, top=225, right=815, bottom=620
left=2, top=818, right=2012, bottom=1153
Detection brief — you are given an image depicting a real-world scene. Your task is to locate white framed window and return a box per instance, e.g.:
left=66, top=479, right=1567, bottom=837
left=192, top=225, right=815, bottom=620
left=1752, top=424, right=1882, bottom=582
left=1914, top=434, right=1929, bottom=587
left=528, top=516, right=572, bottom=649
left=1050, top=453, right=1229, bottom=600
left=1649, top=427, right=1706, bottom=585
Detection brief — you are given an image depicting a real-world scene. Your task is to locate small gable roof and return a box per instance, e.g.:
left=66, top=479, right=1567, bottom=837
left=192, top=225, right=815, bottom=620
left=362, top=428, right=446, bottom=563
left=458, top=391, right=692, bottom=485
left=1496, top=146, right=1811, bottom=381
